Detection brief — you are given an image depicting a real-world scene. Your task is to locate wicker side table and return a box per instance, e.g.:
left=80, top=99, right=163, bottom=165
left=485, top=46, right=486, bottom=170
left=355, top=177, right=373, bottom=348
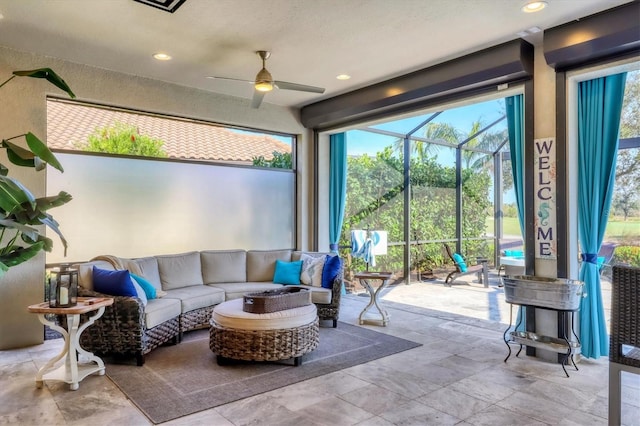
left=209, top=298, right=319, bottom=366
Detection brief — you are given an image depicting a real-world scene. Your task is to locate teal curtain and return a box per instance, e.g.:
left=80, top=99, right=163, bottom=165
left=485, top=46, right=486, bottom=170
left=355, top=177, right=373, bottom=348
left=506, top=95, right=526, bottom=331
left=577, top=72, right=627, bottom=359
left=329, top=133, right=347, bottom=253
left=506, top=95, right=525, bottom=236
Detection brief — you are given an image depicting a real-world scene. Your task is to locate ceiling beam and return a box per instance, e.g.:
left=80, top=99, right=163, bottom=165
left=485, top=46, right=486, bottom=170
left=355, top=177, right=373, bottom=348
left=301, top=39, right=533, bottom=130
left=544, top=1, right=640, bottom=70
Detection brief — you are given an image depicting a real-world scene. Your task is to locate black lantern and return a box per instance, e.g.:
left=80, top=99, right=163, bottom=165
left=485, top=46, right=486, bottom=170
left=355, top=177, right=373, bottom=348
left=49, top=264, right=78, bottom=308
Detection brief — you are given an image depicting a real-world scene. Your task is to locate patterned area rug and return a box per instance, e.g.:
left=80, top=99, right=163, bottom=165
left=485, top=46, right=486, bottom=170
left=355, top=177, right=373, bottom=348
left=106, top=322, right=421, bottom=424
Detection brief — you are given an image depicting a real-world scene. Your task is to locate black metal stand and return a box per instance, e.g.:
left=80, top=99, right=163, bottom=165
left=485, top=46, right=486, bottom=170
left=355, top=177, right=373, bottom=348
left=503, top=303, right=581, bottom=378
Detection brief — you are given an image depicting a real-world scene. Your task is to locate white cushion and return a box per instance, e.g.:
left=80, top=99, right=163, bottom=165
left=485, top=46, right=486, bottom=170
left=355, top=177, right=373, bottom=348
left=156, top=252, right=203, bottom=290
left=212, top=298, right=317, bottom=330
left=300, top=253, right=326, bottom=287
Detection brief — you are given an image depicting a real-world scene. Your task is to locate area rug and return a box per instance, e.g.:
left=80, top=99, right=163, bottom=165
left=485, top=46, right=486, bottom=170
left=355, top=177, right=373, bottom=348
left=106, top=322, right=421, bottom=424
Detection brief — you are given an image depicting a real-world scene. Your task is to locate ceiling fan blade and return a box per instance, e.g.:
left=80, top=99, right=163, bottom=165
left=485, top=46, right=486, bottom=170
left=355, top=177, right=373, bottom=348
left=274, top=80, right=325, bottom=93
left=207, top=76, right=255, bottom=84
left=251, top=91, right=266, bottom=108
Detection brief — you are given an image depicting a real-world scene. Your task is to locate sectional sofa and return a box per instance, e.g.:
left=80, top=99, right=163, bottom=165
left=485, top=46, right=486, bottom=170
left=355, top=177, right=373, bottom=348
left=75, top=249, right=343, bottom=365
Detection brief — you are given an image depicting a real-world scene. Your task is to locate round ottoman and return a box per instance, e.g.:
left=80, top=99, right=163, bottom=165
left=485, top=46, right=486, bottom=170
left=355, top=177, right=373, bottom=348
left=209, top=298, right=319, bottom=366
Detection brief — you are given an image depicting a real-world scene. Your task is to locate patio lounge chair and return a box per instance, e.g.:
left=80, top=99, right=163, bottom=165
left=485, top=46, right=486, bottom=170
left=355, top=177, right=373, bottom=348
left=443, top=243, right=489, bottom=287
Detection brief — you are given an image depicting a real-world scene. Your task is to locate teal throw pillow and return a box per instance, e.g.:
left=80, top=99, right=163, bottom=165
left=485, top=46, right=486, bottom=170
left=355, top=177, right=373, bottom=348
left=92, top=267, right=137, bottom=297
left=273, top=260, right=303, bottom=285
left=321, top=255, right=342, bottom=289
left=452, top=253, right=467, bottom=272
left=131, top=273, right=157, bottom=299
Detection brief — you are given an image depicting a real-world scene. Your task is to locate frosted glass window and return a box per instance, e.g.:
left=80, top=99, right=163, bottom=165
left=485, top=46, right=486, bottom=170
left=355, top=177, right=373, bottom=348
left=47, top=154, right=294, bottom=263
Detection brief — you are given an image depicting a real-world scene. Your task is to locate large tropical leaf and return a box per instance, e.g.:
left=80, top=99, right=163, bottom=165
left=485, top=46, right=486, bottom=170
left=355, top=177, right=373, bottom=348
left=35, top=191, right=72, bottom=212
left=0, top=176, right=37, bottom=214
left=2, top=134, right=64, bottom=172
left=0, top=241, right=45, bottom=269
left=38, top=215, right=67, bottom=255
left=2, top=138, right=37, bottom=168
left=0, top=219, right=42, bottom=243
left=13, top=68, right=76, bottom=98
left=25, top=132, right=63, bottom=172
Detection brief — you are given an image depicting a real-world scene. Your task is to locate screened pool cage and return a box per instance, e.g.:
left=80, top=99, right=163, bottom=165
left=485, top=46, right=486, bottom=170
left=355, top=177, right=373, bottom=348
left=339, top=109, right=521, bottom=289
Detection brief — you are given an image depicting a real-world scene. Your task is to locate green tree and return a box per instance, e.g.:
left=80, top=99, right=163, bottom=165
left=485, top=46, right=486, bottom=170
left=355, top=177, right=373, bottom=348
left=613, top=70, right=640, bottom=220
left=81, top=122, right=167, bottom=157
left=252, top=151, right=292, bottom=169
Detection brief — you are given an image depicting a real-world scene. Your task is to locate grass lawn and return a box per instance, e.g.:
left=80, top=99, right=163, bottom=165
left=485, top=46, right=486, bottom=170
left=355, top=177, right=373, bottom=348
left=486, top=216, right=640, bottom=243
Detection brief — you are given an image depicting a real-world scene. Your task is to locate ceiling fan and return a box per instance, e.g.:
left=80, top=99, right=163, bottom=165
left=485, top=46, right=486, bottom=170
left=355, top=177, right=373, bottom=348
left=208, top=51, right=325, bottom=108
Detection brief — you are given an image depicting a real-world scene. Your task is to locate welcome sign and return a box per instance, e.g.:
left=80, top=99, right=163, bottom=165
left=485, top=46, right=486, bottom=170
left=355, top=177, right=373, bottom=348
left=534, top=137, right=556, bottom=259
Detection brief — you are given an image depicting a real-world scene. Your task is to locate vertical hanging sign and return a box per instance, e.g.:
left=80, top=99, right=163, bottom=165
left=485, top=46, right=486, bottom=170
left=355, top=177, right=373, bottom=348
left=534, top=137, right=556, bottom=259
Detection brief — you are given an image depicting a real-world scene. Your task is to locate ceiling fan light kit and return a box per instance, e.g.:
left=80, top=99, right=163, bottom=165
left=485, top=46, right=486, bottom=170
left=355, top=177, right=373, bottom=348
left=209, top=50, right=325, bottom=108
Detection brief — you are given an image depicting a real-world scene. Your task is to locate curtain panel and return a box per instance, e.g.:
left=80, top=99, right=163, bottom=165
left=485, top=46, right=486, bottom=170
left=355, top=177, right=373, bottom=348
left=329, top=133, right=347, bottom=253
left=577, top=72, right=627, bottom=359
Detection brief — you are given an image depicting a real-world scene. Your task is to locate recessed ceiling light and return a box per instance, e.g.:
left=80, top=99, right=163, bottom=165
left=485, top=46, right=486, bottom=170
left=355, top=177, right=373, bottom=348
left=153, top=53, right=172, bottom=61
left=336, top=74, right=351, bottom=80
left=522, top=1, right=547, bottom=13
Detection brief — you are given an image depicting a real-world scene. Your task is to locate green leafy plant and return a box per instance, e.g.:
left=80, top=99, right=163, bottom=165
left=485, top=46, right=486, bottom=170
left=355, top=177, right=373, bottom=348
left=0, top=68, right=75, bottom=277
left=80, top=122, right=168, bottom=157
left=252, top=151, right=292, bottom=168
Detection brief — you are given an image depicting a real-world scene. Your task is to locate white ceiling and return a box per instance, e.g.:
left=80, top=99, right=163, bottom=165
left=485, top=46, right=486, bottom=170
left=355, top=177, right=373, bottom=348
left=0, top=0, right=633, bottom=109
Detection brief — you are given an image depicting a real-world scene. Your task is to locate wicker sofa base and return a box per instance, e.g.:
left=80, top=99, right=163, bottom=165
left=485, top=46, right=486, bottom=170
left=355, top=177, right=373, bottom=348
left=209, top=317, right=319, bottom=366
left=180, top=305, right=216, bottom=334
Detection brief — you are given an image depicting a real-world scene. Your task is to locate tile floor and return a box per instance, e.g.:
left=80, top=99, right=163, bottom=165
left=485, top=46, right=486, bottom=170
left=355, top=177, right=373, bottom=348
left=1, top=273, right=638, bottom=426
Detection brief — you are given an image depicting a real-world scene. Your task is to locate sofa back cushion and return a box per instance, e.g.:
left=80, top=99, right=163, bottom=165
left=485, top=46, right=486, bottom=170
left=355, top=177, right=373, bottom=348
left=130, top=256, right=163, bottom=292
left=156, top=251, right=204, bottom=290
left=201, top=250, right=247, bottom=284
left=246, top=249, right=292, bottom=282
left=76, top=260, right=116, bottom=291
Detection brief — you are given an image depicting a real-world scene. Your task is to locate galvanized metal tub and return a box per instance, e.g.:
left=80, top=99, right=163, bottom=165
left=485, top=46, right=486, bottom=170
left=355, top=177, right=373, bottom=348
left=502, top=275, right=584, bottom=310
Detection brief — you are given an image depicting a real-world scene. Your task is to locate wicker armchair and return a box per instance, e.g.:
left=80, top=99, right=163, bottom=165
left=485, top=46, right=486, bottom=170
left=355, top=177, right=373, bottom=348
left=77, top=288, right=180, bottom=366
left=609, top=265, right=640, bottom=425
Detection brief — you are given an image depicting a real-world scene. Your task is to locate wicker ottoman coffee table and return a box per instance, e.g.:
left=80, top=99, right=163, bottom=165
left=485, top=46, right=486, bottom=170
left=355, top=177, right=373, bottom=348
left=209, top=298, right=319, bottom=366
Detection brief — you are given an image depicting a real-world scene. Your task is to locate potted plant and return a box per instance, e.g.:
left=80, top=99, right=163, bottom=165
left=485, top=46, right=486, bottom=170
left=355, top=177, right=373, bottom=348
left=0, top=68, right=75, bottom=278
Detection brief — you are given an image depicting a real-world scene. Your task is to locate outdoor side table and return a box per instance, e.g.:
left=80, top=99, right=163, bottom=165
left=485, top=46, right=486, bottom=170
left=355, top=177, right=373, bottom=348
left=27, top=297, right=114, bottom=390
left=355, top=271, right=393, bottom=326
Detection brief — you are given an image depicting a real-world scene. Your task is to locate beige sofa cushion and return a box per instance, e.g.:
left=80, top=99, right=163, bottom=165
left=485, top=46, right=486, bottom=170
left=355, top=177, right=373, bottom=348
left=76, top=260, right=116, bottom=290
left=145, top=297, right=181, bottom=329
left=208, top=282, right=284, bottom=301
left=300, top=285, right=332, bottom=304
left=156, top=252, right=203, bottom=290
left=130, top=256, right=163, bottom=291
left=246, top=249, right=292, bottom=282
left=201, top=250, right=246, bottom=284
left=163, top=285, right=225, bottom=313
left=212, top=298, right=317, bottom=330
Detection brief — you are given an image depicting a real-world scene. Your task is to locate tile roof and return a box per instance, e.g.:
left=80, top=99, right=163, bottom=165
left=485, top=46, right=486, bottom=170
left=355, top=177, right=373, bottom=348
left=46, top=100, right=291, bottom=164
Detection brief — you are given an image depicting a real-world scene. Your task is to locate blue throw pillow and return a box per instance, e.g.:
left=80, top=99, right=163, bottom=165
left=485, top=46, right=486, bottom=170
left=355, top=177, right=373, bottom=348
left=452, top=253, right=467, bottom=272
left=92, top=267, right=137, bottom=297
left=273, top=260, right=303, bottom=285
left=321, top=255, right=342, bottom=289
left=131, top=273, right=157, bottom=299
